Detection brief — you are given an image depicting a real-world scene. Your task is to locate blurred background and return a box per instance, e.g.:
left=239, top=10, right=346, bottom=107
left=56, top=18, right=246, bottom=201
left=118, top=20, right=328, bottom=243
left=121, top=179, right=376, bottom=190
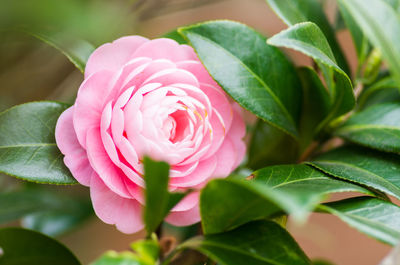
left=0, top=0, right=393, bottom=264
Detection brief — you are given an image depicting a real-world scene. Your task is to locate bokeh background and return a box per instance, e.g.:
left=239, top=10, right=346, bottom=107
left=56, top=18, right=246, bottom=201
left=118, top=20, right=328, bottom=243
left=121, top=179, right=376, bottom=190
left=0, top=0, right=394, bottom=264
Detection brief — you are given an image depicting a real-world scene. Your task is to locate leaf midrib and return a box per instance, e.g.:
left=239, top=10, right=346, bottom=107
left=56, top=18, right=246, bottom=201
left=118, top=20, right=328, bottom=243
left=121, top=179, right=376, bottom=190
left=0, top=143, right=56, bottom=149
left=312, top=160, right=400, bottom=197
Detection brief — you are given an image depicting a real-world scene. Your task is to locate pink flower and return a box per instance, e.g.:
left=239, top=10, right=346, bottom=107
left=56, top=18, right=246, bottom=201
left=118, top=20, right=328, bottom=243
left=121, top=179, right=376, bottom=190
left=55, top=36, right=246, bottom=233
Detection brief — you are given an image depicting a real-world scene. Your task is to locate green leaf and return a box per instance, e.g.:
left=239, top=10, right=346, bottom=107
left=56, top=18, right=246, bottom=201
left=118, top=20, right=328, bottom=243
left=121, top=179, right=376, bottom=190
left=335, top=103, right=400, bottom=154
left=29, top=32, right=95, bottom=73
left=91, top=251, right=143, bottom=265
left=358, top=76, right=400, bottom=109
left=0, top=188, right=92, bottom=236
left=178, top=20, right=302, bottom=139
left=337, top=1, right=370, bottom=65
left=0, top=227, right=81, bottom=265
left=143, top=157, right=185, bottom=236
left=268, top=22, right=355, bottom=132
left=319, top=197, right=400, bottom=245
left=338, top=0, right=400, bottom=88
left=176, top=220, right=310, bottom=265
left=297, top=67, right=331, bottom=150
left=200, top=164, right=373, bottom=234
left=309, top=146, right=400, bottom=200
left=0, top=102, right=76, bottom=184
left=265, top=0, right=351, bottom=75
left=162, top=29, right=187, bottom=44
left=247, top=120, right=299, bottom=170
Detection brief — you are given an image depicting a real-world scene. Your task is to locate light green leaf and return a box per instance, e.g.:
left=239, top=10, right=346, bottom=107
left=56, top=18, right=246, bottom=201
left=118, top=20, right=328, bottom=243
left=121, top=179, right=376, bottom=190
left=175, top=220, right=310, bottom=265
left=268, top=22, right=355, bottom=132
left=143, top=157, right=185, bottom=236
left=338, top=0, right=400, bottom=88
left=265, top=0, right=350, bottom=75
left=319, top=197, right=400, bottom=245
left=200, top=164, right=373, bottom=234
left=90, top=251, right=143, bottom=265
left=0, top=102, right=76, bottom=184
left=309, top=146, right=400, bottom=200
left=179, top=20, right=302, bottom=139
left=0, top=227, right=81, bottom=265
left=30, top=32, right=95, bottom=73
left=335, top=103, right=400, bottom=154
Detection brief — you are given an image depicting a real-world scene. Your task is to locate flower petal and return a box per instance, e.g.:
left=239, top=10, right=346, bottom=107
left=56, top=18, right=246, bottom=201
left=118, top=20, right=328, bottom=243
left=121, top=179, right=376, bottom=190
left=90, top=173, right=144, bottom=234
left=55, top=107, right=92, bottom=186
left=85, top=36, right=149, bottom=78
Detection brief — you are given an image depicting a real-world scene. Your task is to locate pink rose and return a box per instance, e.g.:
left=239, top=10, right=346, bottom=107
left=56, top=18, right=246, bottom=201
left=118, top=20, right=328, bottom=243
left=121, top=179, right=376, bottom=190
left=55, top=36, right=246, bottom=233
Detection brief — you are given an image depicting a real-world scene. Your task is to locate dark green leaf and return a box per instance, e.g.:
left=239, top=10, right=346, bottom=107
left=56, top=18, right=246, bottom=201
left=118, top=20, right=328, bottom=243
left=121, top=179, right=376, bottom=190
left=143, top=157, right=185, bottom=236
left=297, top=67, right=331, bottom=150
left=335, top=103, right=400, bottom=154
left=0, top=102, right=76, bottom=184
left=319, top=197, right=400, bottom=245
left=268, top=22, right=355, bottom=132
left=309, top=146, right=400, bottom=200
left=338, top=0, right=400, bottom=88
left=177, top=220, right=310, bottom=265
left=265, top=0, right=351, bottom=75
left=30, top=32, right=95, bottom=73
left=200, top=164, right=373, bottom=234
left=247, top=120, right=298, bottom=170
left=0, top=227, right=81, bottom=265
left=179, top=20, right=302, bottom=139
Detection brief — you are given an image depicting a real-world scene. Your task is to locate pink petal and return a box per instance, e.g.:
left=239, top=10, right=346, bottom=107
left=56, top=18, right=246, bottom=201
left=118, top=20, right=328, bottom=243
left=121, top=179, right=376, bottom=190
left=212, top=138, right=236, bottom=178
left=73, top=70, right=114, bottom=147
left=86, top=127, right=131, bottom=198
left=55, top=107, right=92, bottom=186
left=90, top=173, right=144, bottom=234
left=85, top=36, right=149, bottom=78
left=177, top=60, right=218, bottom=87
left=166, top=201, right=200, bottom=226
left=228, top=104, right=246, bottom=168
left=171, top=191, right=199, bottom=211
left=132, top=38, right=197, bottom=62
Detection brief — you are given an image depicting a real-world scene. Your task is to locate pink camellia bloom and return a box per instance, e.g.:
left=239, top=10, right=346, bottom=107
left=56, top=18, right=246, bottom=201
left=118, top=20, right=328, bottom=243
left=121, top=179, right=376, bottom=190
left=55, top=36, right=246, bottom=233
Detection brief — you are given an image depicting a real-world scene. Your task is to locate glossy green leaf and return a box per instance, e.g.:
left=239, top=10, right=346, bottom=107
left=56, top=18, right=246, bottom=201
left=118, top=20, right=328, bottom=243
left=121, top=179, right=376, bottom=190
left=30, top=32, right=95, bottom=73
left=265, top=0, right=350, bottom=75
left=247, top=120, right=298, bottom=170
left=176, top=220, right=310, bottom=265
left=309, top=146, right=400, bottom=200
left=143, top=157, right=185, bottom=236
left=319, top=197, right=400, bottom=245
left=338, top=0, right=400, bottom=88
left=297, top=67, right=331, bottom=150
left=179, top=20, right=302, bottom=138
left=335, top=103, right=400, bottom=154
left=0, top=102, right=76, bottom=184
left=268, top=22, right=355, bottom=132
left=200, top=164, right=373, bottom=234
left=0, top=227, right=81, bottom=265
